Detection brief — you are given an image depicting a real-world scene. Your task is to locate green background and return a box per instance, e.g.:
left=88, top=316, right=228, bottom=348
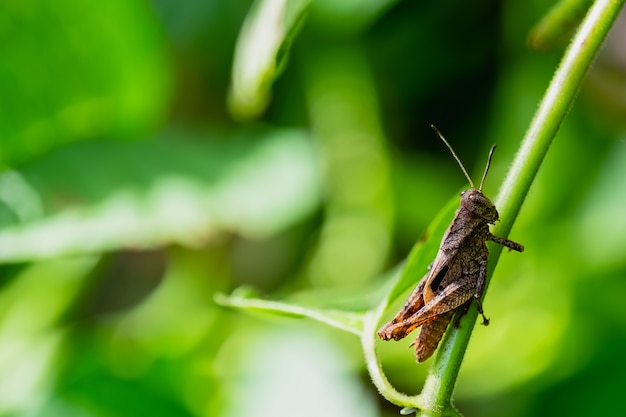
left=0, top=0, right=625, bottom=416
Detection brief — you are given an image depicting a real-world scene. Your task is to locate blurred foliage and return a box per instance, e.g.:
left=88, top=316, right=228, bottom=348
left=1, top=0, right=626, bottom=417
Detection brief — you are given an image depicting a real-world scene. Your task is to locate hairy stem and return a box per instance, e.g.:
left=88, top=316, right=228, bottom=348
left=418, top=0, right=625, bottom=414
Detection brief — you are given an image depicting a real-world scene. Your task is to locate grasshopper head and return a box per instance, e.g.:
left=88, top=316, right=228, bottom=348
left=430, top=125, right=500, bottom=223
left=460, top=189, right=499, bottom=223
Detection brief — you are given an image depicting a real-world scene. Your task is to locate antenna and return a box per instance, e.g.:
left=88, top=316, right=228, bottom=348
left=430, top=125, right=474, bottom=189
left=479, top=145, right=496, bottom=192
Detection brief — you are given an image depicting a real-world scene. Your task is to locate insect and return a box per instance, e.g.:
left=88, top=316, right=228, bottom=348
left=377, top=125, right=524, bottom=362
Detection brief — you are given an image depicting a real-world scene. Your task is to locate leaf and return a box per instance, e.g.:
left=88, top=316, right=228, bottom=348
left=54, top=330, right=196, bottom=417
left=0, top=0, right=170, bottom=166
left=228, top=0, right=311, bottom=119
left=213, top=196, right=462, bottom=409
left=311, top=0, right=401, bottom=34
left=215, top=193, right=461, bottom=339
left=528, top=0, right=592, bottom=51
left=0, top=129, right=321, bottom=262
left=215, top=287, right=364, bottom=336
left=0, top=257, right=97, bottom=415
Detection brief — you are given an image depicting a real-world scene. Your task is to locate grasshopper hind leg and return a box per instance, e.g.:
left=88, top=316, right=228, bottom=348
left=412, top=310, right=454, bottom=362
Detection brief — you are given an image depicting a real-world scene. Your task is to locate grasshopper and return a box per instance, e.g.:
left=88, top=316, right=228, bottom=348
left=377, top=125, right=524, bottom=362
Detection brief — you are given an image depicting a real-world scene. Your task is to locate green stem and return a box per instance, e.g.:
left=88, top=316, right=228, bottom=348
left=418, top=0, right=625, bottom=414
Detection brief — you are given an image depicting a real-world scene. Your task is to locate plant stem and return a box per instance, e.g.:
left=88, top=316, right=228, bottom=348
left=496, top=0, right=625, bottom=228
left=418, top=0, right=625, bottom=414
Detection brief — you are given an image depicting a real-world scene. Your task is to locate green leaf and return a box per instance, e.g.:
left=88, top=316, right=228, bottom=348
left=53, top=330, right=197, bottom=417
left=228, top=0, right=311, bottom=119
left=0, top=257, right=97, bottom=415
left=0, top=0, right=171, bottom=166
left=528, top=0, right=593, bottom=51
left=212, top=193, right=465, bottom=410
left=311, top=0, right=401, bottom=35
left=0, top=129, right=321, bottom=262
left=215, top=287, right=364, bottom=335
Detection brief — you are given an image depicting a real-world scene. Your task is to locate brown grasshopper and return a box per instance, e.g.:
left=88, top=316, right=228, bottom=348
left=377, top=125, right=524, bottom=362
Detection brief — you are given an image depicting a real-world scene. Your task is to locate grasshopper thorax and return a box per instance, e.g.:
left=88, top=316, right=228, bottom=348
left=460, top=189, right=499, bottom=223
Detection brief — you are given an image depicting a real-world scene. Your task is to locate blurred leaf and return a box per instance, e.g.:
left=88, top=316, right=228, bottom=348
left=0, top=129, right=321, bottom=261
left=38, top=247, right=228, bottom=417
left=115, top=246, right=224, bottom=356
left=528, top=0, right=592, bottom=51
left=311, top=0, right=400, bottom=34
left=216, top=325, right=379, bottom=417
left=574, top=137, right=626, bottom=268
left=302, top=46, right=394, bottom=288
left=54, top=332, right=196, bottom=417
left=216, top=192, right=460, bottom=344
left=215, top=287, right=365, bottom=335
left=0, top=257, right=97, bottom=415
left=228, top=0, right=311, bottom=119
left=0, top=0, right=171, bottom=166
